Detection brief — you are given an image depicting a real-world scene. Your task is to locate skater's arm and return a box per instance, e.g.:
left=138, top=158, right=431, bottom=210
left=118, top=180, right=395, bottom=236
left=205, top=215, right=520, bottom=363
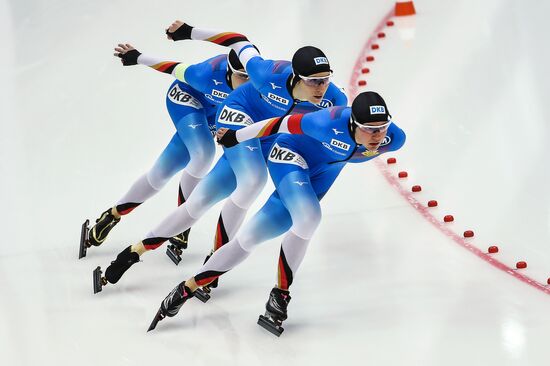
left=216, top=113, right=316, bottom=148
left=114, top=43, right=190, bottom=82
left=166, top=20, right=264, bottom=78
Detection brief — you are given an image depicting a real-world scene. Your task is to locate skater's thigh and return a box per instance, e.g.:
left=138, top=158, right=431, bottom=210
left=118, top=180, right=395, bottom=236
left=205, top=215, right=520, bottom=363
left=185, top=155, right=237, bottom=212
left=310, top=164, right=345, bottom=201
left=238, top=192, right=292, bottom=250
left=172, top=111, right=215, bottom=157
left=149, top=133, right=190, bottom=181
left=224, top=140, right=267, bottom=186
left=269, top=156, right=320, bottom=239
left=276, top=170, right=319, bottom=221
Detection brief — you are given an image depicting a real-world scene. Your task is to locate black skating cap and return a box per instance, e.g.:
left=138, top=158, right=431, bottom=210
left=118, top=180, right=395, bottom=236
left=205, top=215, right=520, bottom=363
left=292, top=46, right=332, bottom=76
left=351, top=91, right=391, bottom=124
left=227, top=49, right=244, bottom=71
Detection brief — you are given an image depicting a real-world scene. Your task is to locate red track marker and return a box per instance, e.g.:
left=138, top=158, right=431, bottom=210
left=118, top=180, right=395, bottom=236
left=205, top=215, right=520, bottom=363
left=443, top=215, right=454, bottom=223
left=516, top=261, right=527, bottom=269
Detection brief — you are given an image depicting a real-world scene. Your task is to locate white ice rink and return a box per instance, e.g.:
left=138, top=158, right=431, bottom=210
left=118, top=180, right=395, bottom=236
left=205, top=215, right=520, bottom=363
left=2, top=0, right=550, bottom=365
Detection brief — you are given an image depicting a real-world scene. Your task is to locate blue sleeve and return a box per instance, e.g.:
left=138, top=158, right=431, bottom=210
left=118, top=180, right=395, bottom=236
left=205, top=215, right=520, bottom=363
left=330, top=84, right=348, bottom=107
left=244, top=56, right=274, bottom=90
left=183, top=62, right=212, bottom=94
left=297, top=108, right=333, bottom=141
left=384, top=123, right=406, bottom=152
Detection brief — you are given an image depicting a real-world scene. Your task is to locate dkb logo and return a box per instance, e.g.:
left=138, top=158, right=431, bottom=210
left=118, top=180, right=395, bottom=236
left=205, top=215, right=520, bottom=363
left=268, top=144, right=308, bottom=169
left=369, top=105, right=386, bottom=114
left=217, top=106, right=253, bottom=126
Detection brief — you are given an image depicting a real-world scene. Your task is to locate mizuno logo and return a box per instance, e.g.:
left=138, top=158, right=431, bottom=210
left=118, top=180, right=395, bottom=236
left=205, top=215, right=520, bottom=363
left=246, top=146, right=258, bottom=151
left=293, top=181, right=308, bottom=186
left=213, top=79, right=223, bottom=85
left=270, top=83, right=282, bottom=89
left=332, top=128, right=343, bottom=135
left=188, top=124, right=203, bottom=129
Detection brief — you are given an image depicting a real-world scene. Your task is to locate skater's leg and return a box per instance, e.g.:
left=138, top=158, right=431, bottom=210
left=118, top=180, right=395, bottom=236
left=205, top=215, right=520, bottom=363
left=173, top=111, right=215, bottom=201
left=271, top=170, right=320, bottom=290
left=191, top=191, right=292, bottom=289
left=87, top=132, right=189, bottom=248
left=168, top=111, right=216, bottom=251
left=115, top=132, right=190, bottom=214
left=136, top=155, right=237, bottom=251
left=210, top=139, right=268, bottom=251
left=275, top=165, right=344, bottom=289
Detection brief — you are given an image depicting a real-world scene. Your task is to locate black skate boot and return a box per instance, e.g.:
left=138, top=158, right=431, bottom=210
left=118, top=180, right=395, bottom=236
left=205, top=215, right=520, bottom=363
left=88, top=209, right=121, bottom=248
left=165, top=228, right=190, bottom=265
left=200, top=250, right=219, bottom=294
left=148, top=281, right=194, bottom=331
left=93, top=246, right=140, bottom=294
left=258, top=287, right=291, bottom=337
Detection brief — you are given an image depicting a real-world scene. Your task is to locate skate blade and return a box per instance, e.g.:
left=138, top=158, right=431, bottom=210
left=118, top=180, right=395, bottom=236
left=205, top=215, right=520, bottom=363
left=165, top=245, right=182, bottom=265
left=79, top=219, right=90, bottom=259
left=194, top=288, right=211, bottom=303
left=257, top=315, right=284, bottom=337
left=147, top=308, right=165, bottom=332
left=93, top=266, right=104, bottom=294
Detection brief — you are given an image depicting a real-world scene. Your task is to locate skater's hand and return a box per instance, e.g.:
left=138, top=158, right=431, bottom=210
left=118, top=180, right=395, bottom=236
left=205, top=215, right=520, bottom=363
left=166, top=20, right=191, bottom=41
left=216, top=128, right=239, bottom=148
left=114, top=43, right=141, bottom=66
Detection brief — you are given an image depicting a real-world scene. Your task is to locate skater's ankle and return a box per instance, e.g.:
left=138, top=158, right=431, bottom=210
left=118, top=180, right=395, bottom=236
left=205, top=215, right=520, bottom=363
left=131, top=242, right=146, bottom=256
left=186, top=278, right=199, bottom=292
left=275, top=286, right=290, bottom=293
left=110, top=207, right=121, bottom=219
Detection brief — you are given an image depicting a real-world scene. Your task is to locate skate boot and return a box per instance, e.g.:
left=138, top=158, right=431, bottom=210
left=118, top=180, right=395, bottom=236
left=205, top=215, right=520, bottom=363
left=200, top=250, right=219, bottom=294
left=93, top=246, right=139, bottom=293
left=88, top=209, right=121, bottom=247
left=166, top=228, right=190, bottom=265
left=148, top=281, right=194, bottom=331
left=257, top=287, right=291, bottom=337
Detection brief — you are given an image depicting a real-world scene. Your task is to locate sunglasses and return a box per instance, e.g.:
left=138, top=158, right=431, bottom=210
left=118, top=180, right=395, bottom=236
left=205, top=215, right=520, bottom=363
left=298, top=72, right=333, bottom=86
left=351, top=116, right=392, bottom=134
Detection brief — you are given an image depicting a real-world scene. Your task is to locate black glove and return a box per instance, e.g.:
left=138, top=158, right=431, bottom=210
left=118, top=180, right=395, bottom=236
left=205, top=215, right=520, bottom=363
left=217, top=129, right=239, bottom=148
left=166, top=23, right=193, bottom=41
left=118, top=49, right=141, bottom=66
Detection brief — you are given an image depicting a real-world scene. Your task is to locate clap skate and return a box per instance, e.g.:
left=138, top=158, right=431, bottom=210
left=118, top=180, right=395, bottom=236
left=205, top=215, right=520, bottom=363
left=165, top=228, right=190, bottom=265
left=93, top=246, right=140, bottom=293
left=257, top=287, right=291, bottom=337
left=148, top=281, right=194, bottom=331
left=79, top=208, right=120, bottom=259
